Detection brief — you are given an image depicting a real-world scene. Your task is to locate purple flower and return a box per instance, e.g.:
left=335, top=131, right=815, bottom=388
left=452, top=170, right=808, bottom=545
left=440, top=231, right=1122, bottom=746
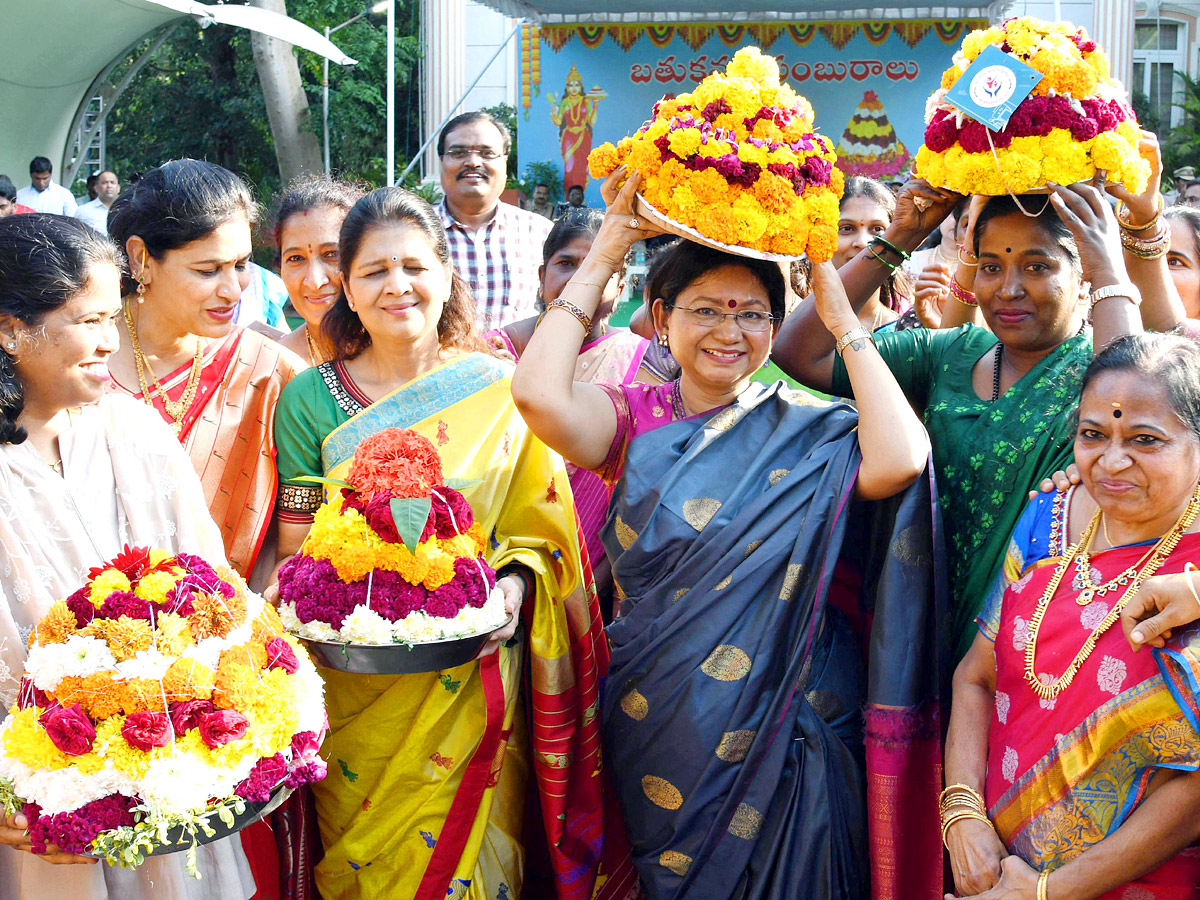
left=702, top=99, right=731, bottom=122
left=453, top=557, right=495, bottom=608
left=25, top=794, right=137, bottom=855
left=430, top=488, right=474, bottom=538
left=235, top=753, right=288, bottom=803
left=65, top=587, right=94, bottom=626
left=96, top=591, right=154, bottom=621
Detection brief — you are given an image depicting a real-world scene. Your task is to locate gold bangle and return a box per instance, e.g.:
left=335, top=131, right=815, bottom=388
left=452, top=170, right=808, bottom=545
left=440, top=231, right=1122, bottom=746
left=545, top=297, right=594, bottom=332
left=939, top=783, right=987, bottom=810
left=1184, top=563, right=1200, bottom=612
left=940, top=810, right=991, bottom=848
left=1116, top=195, right=1163, bottom=233
left=957, top=244, right=979, bottom=267
left=1037, top=868, right=1051, bottom=900
left=562, top=279, right=606, bottom=290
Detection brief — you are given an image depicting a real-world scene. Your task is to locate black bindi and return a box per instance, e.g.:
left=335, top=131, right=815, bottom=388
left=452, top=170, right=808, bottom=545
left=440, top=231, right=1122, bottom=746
left=1112, top=409, right=1122, bottom=418
left=1005, top=247, right=1012, bottom=254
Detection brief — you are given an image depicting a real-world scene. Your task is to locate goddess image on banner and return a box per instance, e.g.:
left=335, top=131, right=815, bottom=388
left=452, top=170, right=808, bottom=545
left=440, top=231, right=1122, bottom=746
left=547, top=64, right=605, bottom=190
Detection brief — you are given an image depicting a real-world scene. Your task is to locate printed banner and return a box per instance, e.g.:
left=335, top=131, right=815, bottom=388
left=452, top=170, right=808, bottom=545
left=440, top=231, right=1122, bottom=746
left=518, top=19, right=986, bottom=203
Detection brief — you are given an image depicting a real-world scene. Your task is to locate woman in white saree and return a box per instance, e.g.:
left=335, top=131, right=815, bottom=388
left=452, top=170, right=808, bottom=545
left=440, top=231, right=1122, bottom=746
left=0, top=214, right=257, bottom=899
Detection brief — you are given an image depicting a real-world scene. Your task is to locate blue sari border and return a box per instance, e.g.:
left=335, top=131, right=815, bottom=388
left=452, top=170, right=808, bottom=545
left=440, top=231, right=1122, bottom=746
left=320, top=354, right=510, bottom=471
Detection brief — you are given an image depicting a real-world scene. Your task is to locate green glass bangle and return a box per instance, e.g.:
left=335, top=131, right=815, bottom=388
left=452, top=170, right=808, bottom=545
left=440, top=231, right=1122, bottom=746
left=868, top=248, right=899, bottom=272
left=870, top=235, right=911, bottom=261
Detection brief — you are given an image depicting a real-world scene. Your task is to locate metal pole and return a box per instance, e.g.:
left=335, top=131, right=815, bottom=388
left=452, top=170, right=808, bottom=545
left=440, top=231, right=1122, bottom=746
left=399, top=21, right=520, bottom=184
left=323, top=25, right=331, bottom=175
left=387, top=0, right=395, bottom=186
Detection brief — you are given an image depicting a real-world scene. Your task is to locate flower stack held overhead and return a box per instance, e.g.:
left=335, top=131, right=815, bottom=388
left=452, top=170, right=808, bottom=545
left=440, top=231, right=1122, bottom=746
left=836, top=90, right=911, bottom=180
left=0, top=548, right=327, bottom=871
left=587, top=45, right=843, bottom=261
left=278, top=427, right=507, bottom=647
left=917, top=16, right=1150, bottom=195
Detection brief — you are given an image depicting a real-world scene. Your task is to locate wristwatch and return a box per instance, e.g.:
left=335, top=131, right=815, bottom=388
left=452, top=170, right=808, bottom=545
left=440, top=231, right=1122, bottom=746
left=1090, top=282, right=1142, bottom=306
left=835, top=327, right=874, bottom=356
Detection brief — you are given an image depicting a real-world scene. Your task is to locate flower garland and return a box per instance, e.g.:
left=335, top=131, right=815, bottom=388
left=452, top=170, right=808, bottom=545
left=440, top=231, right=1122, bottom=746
left=278, top=428, right=506, bottom=646
left=0, top=548, right=327, bottom=870
left=916, top=17, right=1149, bottom=195
left=587, top=46, right=843, bottom=261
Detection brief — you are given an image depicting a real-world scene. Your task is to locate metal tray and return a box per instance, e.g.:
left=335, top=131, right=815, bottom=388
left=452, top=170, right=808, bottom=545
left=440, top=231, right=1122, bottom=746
left=300, top=616, right=511, bottom=675
left=86, top=786, right=291, bottom=859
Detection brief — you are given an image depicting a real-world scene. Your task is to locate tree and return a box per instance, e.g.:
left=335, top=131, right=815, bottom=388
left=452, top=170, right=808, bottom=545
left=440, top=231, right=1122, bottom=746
left=249, top=0, right=323, bottom=182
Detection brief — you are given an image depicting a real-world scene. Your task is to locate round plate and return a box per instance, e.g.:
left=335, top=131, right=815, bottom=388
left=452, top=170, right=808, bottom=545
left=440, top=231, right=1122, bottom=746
left=300, top=616, right=511, bottom=675
left=86, top=786, right=291, bottom=859
left=635, top=193, right=802, bottom=263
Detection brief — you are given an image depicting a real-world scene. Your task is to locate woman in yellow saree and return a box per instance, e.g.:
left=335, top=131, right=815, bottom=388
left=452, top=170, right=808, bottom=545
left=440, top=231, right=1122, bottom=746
left=273, top=187, right=635, bottom=900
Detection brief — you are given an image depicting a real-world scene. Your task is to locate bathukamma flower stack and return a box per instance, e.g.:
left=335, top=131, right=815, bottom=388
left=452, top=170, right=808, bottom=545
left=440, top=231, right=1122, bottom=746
left=0, top=547, right=327, bottom=871
left=917, top=16, right=1149, bottom=195
left=587, top=46, right=843, bottom=261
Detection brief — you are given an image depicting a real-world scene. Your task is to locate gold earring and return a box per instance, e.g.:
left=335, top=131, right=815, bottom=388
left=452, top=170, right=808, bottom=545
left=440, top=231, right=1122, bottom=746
left=136, top=280, right=146, bottom=304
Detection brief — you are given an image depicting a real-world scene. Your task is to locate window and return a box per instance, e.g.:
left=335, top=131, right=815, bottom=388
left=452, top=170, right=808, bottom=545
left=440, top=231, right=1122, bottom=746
left=1133, top=18, right=1188, bottom=129
left=1136, top=22, right=1180, bottom=50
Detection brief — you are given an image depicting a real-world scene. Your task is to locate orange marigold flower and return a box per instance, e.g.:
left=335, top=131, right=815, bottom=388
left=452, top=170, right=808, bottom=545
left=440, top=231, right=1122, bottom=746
left=250, top=603, right=286, bottom=644
left=222, top=639, right=268, bottom=673
left=754, top=171, right=798, bottom=214
left=805, top=225, right=838, bottom=264
left=348, top=428, right=444, bottom=500
left=104, top=616, right=153, bottom=662
left=78, top=673, right=125, bottom=719
left=190, top=590, right=246, bottom=641
left=32, top=601, right=77, bottom=647
left=587, top=142, right=621, bottom=179
left=47, top=675, right=84, bottom=708
left=162, top=658, right=215, bottom=702
left=118, top=677, right=168, bottom=715
left=213, top=659, right=259, bottom=711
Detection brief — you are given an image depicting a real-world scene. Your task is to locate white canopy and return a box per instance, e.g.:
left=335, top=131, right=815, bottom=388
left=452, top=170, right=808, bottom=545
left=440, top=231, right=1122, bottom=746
left=0, top=0, right=354, bottom=184
left=473, top=0, right=1009, bottom=22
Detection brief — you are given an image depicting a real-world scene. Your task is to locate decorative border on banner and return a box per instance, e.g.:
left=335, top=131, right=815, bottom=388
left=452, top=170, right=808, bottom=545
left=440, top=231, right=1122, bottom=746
left=538, top=19, right=986, bottom=52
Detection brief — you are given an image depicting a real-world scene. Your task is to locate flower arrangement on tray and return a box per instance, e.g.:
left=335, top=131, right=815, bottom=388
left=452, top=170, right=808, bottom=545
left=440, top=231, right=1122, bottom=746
left=0, top=548, right=327, bottom=872
left=278, top=428, right=506, bottom=648
left=586, top=46, right=842, bottom=262
left=916, top=16, right=1149, bottom=195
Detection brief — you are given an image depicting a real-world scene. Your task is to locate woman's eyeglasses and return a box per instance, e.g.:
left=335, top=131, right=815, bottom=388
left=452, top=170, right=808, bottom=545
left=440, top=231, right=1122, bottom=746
left=675, top=305, right=777, bottom=332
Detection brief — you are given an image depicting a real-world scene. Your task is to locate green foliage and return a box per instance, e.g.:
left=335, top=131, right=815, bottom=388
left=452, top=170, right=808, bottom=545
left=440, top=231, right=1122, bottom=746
left=483, top=102, right=520, bottom=185
left=106, top=0, right=424, bottom=202
left=1164, top=70, right=1200, bottom=178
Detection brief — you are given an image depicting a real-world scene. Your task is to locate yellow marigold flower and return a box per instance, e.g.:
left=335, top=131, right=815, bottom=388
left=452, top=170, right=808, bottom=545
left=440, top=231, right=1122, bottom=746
left=154, top=611, right=194, bottom=656
left=103, top=615, right=154, bottom=661
left=587, top=142, right=620, bottom=180
left=753, top=172, right=796, bottom=215
left=162, top=658, right=215, bottom=702
left=250, top=603, right=286, bottom=644
left=770, top=223, right=810, bottom=256
left=961, top=27, right=1003, bottom=60
left=242, top=669, right=301, bottom=756
left=829, top=166, right=845, bottom=200
left=940, top=67, right=960, bottom=91
left=133, top=570, right=177, bottom=605
left=667, top=128, right=702, bottom=159
left=223, top=639, right=268, bottom=673
left=32, top=601, right=77, bottom=647
left=726, top=46, right=779, bottom=86
left=118, top=677, right=168, bottom=715
left=3, top=707, right=70, bottom=770
left=88, top=569, right=131, bottom=607
left=213, top=658, right=259, bottom=711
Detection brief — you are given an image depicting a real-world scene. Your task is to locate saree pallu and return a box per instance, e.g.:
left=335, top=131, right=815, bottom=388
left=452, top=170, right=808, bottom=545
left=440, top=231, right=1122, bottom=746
left=602, top=383, right=947, bottom=900
left=986, top=532, right=1200, bottom=897
left=111, top=327, right=300, bottom=578
left=310, top=355, right=635, bottom=900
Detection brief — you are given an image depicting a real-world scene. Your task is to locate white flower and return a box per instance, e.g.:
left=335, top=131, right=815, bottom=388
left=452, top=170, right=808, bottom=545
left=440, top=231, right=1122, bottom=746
left=339, top=606, right=395, bottom=645
left=0, top=758, right=138, bottom=816
left=1037, top=674, right=1057, bottom=710
left=117, top=648, right=172, bottom=682
left=140, top=754, right=225, bottom=817
left=1097, top=655, right=1127, bottom=695
left=1080, top=601, right=1109, bottom=631
left=293, top=619, right=340, bottom=643
left=279, top=602, right=302, bottom=631
left=25, top=635, right=117, bottom=692
left=1011, top=571, right=1034, bottom=594
left=1002, top=746, right=1018, bottom=783
left=995, top=691, right=1010, bottom=724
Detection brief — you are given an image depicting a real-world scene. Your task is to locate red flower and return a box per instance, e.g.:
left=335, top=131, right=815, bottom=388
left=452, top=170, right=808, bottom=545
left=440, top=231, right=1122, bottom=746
left=264, top=637, right=300, bottom=674
left=122, top=711, right=172, bottom=752
left=235, top=753, right=288, bottom=802
left=39, top=704, right=95, bottom=756
left=198, top=709, right=249, bottom=748
left=169, top=699, right=214, bottom=735
left=348, top=428, right=444, bottom=500
left=88, top=546, right=153, bottom=582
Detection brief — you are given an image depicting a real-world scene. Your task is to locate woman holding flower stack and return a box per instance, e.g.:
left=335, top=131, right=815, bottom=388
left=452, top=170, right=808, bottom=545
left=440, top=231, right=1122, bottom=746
left=513, top=167, right=946, bottom=899
left=105, top=159, right=303, bottom=585
left=0, top=214, right=258, bottom=898
left=272, top=186, right=633, bottom=900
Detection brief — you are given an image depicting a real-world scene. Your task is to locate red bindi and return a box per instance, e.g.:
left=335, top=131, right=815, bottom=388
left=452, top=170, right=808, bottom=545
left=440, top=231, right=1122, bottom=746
left=728, top=300, right=737, bottom=308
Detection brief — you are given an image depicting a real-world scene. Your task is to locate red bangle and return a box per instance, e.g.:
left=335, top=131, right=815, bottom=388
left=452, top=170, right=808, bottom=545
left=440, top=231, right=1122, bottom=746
left=949, top=279, right=977, bottom=307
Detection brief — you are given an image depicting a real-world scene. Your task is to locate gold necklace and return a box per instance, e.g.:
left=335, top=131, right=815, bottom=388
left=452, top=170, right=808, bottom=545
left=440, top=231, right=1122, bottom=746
left=305, top=328, right=324, bottom=366
left=1072, top=512, right=1159, bottom=606
left=123, top=301, right=204, bottom=434
left=1024, top=483, right=1200, bottom=701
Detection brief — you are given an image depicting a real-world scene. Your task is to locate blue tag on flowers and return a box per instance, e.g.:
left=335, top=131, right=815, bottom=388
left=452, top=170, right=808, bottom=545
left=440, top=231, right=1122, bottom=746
left=944, top=44, right=1043, bottom=132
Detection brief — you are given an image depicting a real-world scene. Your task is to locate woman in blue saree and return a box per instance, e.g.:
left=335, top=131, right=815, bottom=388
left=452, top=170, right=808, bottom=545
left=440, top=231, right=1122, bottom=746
left=513, top=170, right=949, bottom=899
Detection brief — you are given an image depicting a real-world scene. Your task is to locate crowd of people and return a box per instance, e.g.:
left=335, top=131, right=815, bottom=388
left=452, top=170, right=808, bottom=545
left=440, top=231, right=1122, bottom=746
left=3, top=102, right=1200, bottom=900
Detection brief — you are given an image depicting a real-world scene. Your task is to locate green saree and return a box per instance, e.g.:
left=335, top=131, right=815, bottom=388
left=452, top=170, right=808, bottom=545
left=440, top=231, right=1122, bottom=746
left=832, top=325, right=1090, bottom=656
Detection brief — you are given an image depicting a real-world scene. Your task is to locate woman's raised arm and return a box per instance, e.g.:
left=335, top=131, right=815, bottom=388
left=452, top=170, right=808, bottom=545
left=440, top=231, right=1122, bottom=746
left=808, top=261, right=930, bottom=499
left=512, top=170, right=659, bottom=470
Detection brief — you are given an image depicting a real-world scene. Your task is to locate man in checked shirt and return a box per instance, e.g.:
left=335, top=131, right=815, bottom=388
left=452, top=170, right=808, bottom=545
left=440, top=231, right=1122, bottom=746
left=437, top=110, right=554, bottom=330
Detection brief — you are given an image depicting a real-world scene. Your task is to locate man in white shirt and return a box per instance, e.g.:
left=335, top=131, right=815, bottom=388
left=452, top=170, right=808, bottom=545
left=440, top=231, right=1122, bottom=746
left=15, top=157, right=76, bottom=216
left=74, top=170, right=120, bottom=232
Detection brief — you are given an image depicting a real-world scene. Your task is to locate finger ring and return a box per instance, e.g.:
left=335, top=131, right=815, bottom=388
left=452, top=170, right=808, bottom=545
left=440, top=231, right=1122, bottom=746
left=629, top=217, right=640, bottom=228
left=913, top=196, right=932, bottom=212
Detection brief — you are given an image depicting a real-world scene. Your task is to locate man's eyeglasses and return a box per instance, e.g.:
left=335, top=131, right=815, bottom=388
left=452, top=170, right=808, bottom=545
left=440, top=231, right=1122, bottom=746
left=443, top=146, right=504, bottom=161
left=675, top=305, right=778, bottom=332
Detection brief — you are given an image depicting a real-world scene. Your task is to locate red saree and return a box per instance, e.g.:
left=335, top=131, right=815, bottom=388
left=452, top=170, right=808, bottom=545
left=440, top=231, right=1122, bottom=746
left=985, top=532, right=1200, bottom=898
left=110, top=328, right=300, bottom=578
